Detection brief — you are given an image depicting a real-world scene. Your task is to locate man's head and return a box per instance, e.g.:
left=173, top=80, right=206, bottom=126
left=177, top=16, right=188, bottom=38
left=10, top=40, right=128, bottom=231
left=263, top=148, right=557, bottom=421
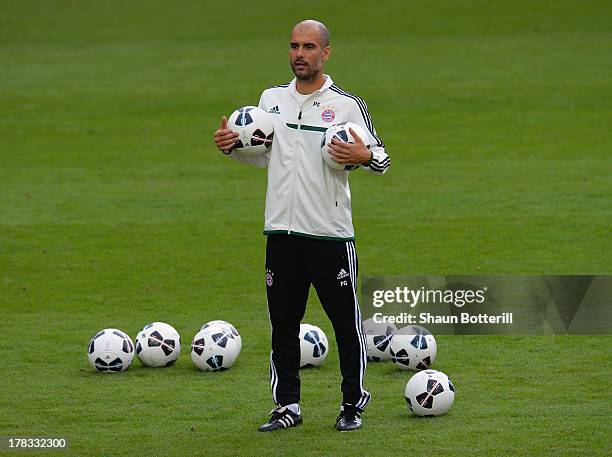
left=289, top=20, right=330, bottom=82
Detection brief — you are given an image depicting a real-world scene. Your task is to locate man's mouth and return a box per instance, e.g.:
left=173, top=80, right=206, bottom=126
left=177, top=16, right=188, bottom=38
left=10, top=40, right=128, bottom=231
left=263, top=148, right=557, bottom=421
left=294, top=61, right=307, bottom=70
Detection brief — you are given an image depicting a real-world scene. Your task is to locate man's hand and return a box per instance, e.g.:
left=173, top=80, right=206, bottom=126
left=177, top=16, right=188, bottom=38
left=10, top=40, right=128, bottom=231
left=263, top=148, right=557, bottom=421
left=213, top=116, right=240, bottom=153
left=327, top=127, right=371, bottom=165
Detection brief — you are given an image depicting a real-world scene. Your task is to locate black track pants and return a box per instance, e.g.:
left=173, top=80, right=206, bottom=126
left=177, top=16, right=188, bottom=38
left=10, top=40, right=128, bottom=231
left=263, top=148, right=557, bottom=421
left=265, top=234, right=371, bottom=410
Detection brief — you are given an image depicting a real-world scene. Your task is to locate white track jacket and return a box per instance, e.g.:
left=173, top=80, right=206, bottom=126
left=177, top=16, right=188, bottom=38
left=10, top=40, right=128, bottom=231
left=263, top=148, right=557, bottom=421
left=227, top=75, right=390, bottom=241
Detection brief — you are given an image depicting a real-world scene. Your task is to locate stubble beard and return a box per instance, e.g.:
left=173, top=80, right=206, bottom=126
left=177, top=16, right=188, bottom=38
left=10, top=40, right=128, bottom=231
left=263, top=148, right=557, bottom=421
left=292, top=61, right=320, bottom=82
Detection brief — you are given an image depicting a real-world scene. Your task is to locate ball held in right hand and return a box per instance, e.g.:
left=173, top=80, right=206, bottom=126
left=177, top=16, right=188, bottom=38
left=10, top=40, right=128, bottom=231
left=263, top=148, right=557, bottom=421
left=226, top=106, right=274, bottom=155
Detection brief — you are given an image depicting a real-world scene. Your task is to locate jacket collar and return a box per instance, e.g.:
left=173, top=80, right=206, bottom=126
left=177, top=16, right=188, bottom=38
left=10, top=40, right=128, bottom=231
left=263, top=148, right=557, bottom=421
left=288, top=74, right=334, bottom=99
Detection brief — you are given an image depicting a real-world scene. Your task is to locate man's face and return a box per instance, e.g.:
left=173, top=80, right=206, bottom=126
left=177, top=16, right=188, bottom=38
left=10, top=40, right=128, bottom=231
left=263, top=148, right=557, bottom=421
left=289, top=25, right=330, bottom=81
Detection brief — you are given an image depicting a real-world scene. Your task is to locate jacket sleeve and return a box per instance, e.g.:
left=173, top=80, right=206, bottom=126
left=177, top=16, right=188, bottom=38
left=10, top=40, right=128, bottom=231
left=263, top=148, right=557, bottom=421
left=223, top=93, right=271, bottom=169
left=347, top=97, right=390, bottom=175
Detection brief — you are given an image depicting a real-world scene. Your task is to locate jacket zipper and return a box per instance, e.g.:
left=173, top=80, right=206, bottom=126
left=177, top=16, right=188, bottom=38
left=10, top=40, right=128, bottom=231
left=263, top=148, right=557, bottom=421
left=332, top=175, right=338, bottom=207
left=288, top=109, right=303, bottom=234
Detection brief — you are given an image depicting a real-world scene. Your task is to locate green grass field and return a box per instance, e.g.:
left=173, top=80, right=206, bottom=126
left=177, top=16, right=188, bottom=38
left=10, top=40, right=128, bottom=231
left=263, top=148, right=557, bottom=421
left=1, top=0, right=611, bottom=455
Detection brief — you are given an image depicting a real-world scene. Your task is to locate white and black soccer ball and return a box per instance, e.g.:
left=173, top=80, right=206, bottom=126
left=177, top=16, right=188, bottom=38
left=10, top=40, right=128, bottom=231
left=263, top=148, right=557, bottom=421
left=363, top=318, right=397, bottom=362
left=191, top=324, right=240, bottom=371
left=389, top=325, right=437, bottom=371
left=320, top=121, right=369, bottom=171
left=200, top=320, right=242, bottom=354
left=135, top=322, right=181, bottom=367
left=405, top=369, right=455, bottom=416
left=227, top=106, right=274, bottom=155
left=299, top=324, right=329, bottom=368
left=87, top=328, right=135, bottom=373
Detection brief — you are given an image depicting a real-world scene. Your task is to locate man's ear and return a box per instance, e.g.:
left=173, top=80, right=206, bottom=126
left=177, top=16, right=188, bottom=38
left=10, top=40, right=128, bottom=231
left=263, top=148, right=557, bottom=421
left=322, top=45, right=331, bottom=62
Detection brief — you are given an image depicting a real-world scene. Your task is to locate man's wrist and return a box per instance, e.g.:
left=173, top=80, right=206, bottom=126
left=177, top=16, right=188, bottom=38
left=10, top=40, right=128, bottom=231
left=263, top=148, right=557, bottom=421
left=363, top=149, right=373, bottom=166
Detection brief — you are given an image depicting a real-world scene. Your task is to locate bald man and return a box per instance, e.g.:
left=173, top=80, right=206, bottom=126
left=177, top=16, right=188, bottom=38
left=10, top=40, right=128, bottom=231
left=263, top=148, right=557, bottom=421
left=214, top=20, right=390, bottom=432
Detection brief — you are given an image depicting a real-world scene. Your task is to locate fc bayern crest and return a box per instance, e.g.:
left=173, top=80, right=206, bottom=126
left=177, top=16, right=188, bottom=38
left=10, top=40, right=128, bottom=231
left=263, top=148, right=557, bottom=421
left=322, top=109, right=335, bottom=122
left=266, top=270, right=274, bottom=286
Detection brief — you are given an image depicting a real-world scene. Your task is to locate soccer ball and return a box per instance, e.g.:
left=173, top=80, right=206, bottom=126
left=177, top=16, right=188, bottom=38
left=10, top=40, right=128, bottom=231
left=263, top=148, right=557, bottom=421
left=405, top=370, right=455, bottom=416
left=87, top=328, right=134, bottom=372
left=299, top=324, right=329, bottom=368
left=135, top=322, right=181, bottom=367
left=191, top=324, right=240, bottom=371
left=389, top=325, right=437, bottom=371
left=362, top=318, right=397, bottom=362
left=200, top=320, right=242, bottom=354
left=227, top=106, right=274, bottom=155
left=320, top=121, right=369, bottom=171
